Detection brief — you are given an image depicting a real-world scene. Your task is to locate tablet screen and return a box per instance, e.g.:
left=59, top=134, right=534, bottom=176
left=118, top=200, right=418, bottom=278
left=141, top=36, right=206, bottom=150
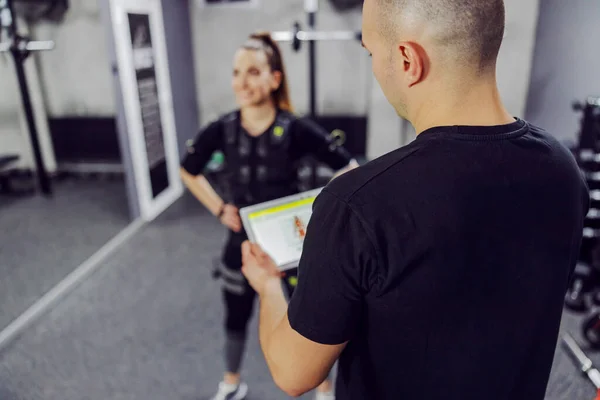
left=240, top=188, right=323, bottom=270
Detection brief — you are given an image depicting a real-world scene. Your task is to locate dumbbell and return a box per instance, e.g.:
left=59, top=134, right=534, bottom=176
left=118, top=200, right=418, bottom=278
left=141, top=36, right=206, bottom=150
left=585, top=209, right=600, bottom=230
left=579, top=149, right=600, bottom=164
left=566, top=262, right=594, bottom=312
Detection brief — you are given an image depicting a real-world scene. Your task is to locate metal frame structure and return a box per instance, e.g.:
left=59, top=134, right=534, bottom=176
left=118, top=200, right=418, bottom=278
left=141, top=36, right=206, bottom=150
left=270, top=0, right=361, bottom=117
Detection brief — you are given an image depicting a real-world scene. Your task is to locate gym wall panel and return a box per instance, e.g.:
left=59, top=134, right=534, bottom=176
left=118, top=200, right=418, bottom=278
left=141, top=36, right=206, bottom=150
left=161, top=0, right=200, bottom=159
left=525, top=0, right=600, bottom=143
left=189, top=0, right=370, bottom=129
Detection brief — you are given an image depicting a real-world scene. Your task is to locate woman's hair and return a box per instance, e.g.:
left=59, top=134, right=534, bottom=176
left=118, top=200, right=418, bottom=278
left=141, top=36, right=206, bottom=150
left=241, top=32, right=294, bottom=113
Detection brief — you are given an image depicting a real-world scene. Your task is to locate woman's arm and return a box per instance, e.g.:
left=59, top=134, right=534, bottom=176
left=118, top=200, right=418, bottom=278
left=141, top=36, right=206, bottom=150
left=291, top=117, right=359, bottom=179
left=179, top=168, right=242, bottom=232
left=180, top=119, right=242, bottom=232
left=179, top=169, right=242, bottom=232
left=180, top=168, right=224, bottom=216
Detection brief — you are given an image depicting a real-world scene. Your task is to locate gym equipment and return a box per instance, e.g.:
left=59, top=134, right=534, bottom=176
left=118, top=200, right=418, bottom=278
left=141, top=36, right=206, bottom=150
left=271, top=22, right=361, bottom=54
left=270, top=0, right=362, bottom=117
left=567, top=97, right=600, bottom=311
left=562, top=333, right=600, bottom=400
left=566, top=260, right=596, bottom=312
left=574, top=97, right=600, bottom=153
left=0, top=0, right=56, bottom=195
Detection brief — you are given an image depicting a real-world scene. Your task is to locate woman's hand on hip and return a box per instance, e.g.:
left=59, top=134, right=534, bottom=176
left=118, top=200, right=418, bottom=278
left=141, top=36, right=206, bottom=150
left=220, top=204, right=242, bottom=232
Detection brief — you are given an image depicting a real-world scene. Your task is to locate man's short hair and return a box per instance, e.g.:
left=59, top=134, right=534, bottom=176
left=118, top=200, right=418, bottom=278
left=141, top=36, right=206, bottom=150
left=377, top=0, right=505, bottom=71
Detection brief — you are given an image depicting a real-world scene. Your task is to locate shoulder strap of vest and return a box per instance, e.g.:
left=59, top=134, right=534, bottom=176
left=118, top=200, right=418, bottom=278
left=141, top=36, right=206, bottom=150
left=271, top=111, right=296, bottom=142
left=222, top=111, right=239, bottom=145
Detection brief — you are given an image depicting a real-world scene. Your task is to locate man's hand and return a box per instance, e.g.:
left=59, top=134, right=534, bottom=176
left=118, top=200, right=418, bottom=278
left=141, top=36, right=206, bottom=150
left=220, top=204, right=242, bottom=232
left=241, top=241, right=284, bottom=295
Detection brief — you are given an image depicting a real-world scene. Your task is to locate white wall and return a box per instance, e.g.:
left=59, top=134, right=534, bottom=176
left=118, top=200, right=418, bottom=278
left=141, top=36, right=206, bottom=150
left=189, top=0, right=370, bottom=126
left=525, top=0, right=600, bottom=143
left=32, top=0, right=116, bottom=117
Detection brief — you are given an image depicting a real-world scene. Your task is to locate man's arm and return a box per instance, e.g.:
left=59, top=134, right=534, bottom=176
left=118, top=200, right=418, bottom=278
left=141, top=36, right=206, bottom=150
left=257, top=278, right=346, bottom=397
left=242, top=191, right=376, bottom=397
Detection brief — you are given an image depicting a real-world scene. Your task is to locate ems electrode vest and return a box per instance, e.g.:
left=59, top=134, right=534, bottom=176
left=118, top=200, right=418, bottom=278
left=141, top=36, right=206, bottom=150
left=219, top=110, right=298, bottom=207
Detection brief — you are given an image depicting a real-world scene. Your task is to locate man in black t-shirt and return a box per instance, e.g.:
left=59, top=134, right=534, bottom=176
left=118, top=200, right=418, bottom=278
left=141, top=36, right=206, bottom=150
left=240, top=0, right=590, bottom=399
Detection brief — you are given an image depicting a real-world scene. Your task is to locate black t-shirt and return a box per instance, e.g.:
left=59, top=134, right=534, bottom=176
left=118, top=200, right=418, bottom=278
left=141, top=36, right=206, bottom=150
left=288, top=119, right=589, bottom=400
left=181, top=110, right=352, bottom=207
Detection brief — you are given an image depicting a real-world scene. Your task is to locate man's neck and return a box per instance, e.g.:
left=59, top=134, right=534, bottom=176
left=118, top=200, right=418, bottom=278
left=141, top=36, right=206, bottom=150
left=411, top=79, right=515, bottom=135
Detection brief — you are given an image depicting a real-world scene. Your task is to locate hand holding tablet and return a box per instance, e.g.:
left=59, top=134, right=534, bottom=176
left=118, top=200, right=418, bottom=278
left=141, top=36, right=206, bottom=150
left=239, top=188, right=323, bottom=271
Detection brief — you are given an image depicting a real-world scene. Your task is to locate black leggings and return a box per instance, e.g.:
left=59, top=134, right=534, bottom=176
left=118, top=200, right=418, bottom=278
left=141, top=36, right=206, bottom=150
left=220, top=231, right=306, bottom=375
left=221, top=231, right=297, bottom=335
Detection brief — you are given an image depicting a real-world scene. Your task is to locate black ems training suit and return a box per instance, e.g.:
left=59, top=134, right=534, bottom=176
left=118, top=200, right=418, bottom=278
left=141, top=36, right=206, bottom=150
left=181, top=109, right=352, bottom=339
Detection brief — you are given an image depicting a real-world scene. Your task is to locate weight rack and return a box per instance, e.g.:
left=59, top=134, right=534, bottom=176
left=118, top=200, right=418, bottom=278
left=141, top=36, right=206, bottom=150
left=566, top=97, right=600, bottom=312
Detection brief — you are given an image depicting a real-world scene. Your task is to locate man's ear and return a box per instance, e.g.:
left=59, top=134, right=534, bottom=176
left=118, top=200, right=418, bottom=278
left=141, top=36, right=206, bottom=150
left=399, top=41, right=426, bottom=87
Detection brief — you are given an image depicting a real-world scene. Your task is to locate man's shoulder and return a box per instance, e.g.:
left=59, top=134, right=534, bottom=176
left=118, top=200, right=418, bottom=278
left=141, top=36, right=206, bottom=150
left=525, top=121, right=573, bottom=152
left=524, top=121, right=581, bottom=171
left=324, top=142, right=423, bottom=203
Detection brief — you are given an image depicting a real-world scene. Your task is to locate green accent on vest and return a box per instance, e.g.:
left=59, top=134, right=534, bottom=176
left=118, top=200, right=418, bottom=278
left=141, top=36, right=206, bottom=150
left=206, top=151, right=225, bottom=171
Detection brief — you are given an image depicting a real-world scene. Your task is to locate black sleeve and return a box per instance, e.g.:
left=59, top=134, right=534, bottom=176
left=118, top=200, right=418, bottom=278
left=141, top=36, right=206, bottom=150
left=287, top=189, right=378, bottom=345
left=181, top=119, right=223, bottom=176
left=291, top=117, right=353, bottom=170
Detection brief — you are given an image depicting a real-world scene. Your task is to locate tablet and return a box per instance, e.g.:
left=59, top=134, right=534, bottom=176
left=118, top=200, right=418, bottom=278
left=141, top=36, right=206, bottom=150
left=239, top=188, right=324, bottom=271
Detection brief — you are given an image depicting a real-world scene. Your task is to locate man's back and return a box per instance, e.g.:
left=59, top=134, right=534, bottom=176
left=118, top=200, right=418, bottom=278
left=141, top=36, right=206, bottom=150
left=288, top=119, right=589, bottom=399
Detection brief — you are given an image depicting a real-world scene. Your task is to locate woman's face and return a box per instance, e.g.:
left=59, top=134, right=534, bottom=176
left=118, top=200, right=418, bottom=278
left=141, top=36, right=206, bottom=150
left=232, top=48, right=281, bottom=108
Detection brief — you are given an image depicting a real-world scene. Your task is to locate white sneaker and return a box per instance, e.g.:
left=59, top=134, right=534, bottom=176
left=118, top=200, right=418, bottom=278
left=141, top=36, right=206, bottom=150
left=210, top=381, right=248, bottom=400
left=315, top=390, right=335, bottom=400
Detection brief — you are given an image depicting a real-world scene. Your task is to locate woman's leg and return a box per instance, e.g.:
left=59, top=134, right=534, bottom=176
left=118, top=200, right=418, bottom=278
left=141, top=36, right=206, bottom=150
left=210, top=232, right=254, bottom=400
left=220, top=232, right=256, bottom=384
left=222, top=284, right=256, bottom=382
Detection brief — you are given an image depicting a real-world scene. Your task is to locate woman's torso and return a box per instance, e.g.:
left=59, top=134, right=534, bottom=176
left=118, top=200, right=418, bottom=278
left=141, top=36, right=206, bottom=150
left=219, top=109, right=301, bottom=209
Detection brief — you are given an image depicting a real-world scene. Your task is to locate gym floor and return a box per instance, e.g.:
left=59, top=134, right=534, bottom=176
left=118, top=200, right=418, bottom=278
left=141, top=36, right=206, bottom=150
left=0, top=191, right=594, bottom=400
left=0, top=177, right=130, bottom=330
